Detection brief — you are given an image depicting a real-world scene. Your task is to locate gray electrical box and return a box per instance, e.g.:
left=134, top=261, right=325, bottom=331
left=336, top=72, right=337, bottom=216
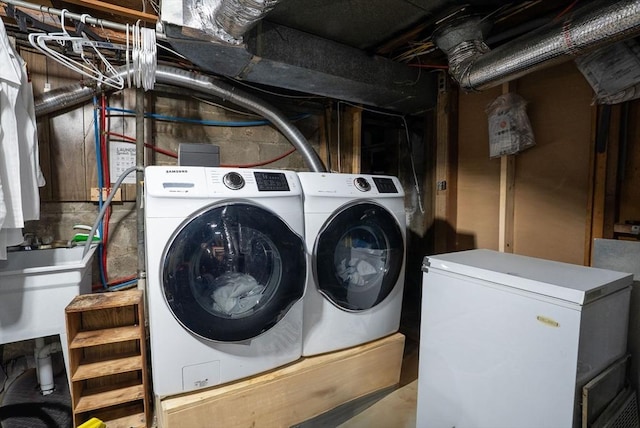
left=178, top=143, right=220, bottom=167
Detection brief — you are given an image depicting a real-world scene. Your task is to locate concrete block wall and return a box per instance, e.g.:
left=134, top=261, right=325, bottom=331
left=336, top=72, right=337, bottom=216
left=25, top=88, right=323, bottom=289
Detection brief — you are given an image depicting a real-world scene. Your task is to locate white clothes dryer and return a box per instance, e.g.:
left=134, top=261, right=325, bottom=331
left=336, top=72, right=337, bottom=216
left=298, top=172, right=406, bottom=357
left=144, top=166, right=306, bottom=397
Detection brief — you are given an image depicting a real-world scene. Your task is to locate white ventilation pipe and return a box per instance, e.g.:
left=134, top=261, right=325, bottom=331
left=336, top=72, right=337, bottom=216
left=436, top=0, right=640, bottom=90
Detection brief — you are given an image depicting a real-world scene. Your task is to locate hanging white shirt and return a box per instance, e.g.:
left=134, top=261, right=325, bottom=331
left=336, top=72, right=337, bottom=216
left=15, top=48, right=45, bottom=220
left=0, top=19, right=23, bottom=231
left=0, top=19, right=45, bottom=258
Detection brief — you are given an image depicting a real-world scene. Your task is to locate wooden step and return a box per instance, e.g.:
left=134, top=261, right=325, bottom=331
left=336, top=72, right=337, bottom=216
left=72, top=354, right=143, bottom=381
left=69, top=325, right=141, bottom=348
left=75, top=383, right=145, bottom=413
left=77, top=403, right=147, bottom=428
left=65, top=290, right=142, bottom=312
left=101, top=411, right=146, bottom=428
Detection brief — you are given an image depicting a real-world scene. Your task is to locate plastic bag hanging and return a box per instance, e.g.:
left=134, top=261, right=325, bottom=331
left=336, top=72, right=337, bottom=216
left=485, top=93, right=535, bottom=158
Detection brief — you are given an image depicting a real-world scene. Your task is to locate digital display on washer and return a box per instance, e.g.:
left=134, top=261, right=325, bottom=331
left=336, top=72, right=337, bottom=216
left=254, top=172, right=290, bottom=191
left=372, top=177, right=398, bottom=193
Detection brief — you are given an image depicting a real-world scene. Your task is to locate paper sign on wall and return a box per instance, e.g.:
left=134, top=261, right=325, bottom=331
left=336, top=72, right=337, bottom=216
left=109, top=142, right=136, bottom=184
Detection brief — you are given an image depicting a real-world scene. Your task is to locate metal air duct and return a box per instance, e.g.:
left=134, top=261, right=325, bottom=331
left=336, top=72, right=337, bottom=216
left=216, top=0, right=281, bottom=40
left=436, top=0, right=640, bottom=91
left=34, top=65, right=326, bottom=172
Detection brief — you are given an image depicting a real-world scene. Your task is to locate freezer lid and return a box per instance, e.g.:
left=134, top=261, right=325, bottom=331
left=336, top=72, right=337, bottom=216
left=422, top=249, right=633, bottom=305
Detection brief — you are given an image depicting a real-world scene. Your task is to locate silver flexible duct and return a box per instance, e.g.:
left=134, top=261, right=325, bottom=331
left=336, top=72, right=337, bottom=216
left=438, top=0, right=640, bottom=91
left=34, top=65, right=326, bottom=172
left=34, top=84, right=96, bottom=116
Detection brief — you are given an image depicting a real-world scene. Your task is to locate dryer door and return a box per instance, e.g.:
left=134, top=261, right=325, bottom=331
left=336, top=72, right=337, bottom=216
left=161, top=202, right=305, bottom=342
left=314, top=202, right=404, bottom=311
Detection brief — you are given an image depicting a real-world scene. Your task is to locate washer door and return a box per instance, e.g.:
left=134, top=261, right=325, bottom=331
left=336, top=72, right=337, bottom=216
left=162, top=202, right=305, bottom=342
left=314, top=202, right=404, bottom=311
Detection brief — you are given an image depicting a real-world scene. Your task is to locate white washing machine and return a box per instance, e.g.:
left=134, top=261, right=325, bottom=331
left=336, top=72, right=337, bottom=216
left=298, top=172, right=406, bottom=356
left=144, top=166, right=307, bottom=397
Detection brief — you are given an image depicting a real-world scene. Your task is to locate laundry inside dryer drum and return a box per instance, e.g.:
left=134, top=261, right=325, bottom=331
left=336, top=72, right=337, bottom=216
left=315, top=203, right=404, bottom=311
left=162, top=203, right=306, bottom=342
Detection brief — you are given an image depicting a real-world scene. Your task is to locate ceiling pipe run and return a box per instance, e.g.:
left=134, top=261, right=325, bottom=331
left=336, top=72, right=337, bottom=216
left=34, top=65, right=326, bottom=172
left=436, top=0, right=640, bottom=91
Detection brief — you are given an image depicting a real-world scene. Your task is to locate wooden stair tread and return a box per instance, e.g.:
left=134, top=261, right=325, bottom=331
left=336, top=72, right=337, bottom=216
left=101, top=411, right=146, bottom=428
left=69, top=325, right=141, bottom=348
left=75, top=383, right=145, bottom=413
left=65, top=290, right=142, bottom=312
left=72, top=354, right=143, bottom=381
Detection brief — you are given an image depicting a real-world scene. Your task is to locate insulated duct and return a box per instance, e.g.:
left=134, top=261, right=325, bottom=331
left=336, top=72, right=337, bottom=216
left=216, top=0, right=281, bottom=40
left=34, top=65, right=326, bottom=172
left=162, top=0, right=281, bottom=44
left=436, top=0, right=640, bottom=91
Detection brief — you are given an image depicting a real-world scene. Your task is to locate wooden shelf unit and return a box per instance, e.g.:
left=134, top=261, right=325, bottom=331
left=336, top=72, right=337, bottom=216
left=65, top=290, right=150, bottom=428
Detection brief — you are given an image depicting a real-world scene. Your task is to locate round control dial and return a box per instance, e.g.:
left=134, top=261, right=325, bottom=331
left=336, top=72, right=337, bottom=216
left=354, top=177, right=371, bottom=192
left=223, top=172, right=245, bottom=190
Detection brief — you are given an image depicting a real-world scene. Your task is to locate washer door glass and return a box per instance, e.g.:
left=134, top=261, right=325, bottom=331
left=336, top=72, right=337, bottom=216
left=314, top=202, right=404, bottom=311
left=162, top=203, right=305, bottom=342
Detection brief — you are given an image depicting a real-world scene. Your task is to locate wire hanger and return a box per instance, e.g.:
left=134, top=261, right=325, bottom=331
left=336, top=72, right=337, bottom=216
left=28, top=9, right=125, bottom=90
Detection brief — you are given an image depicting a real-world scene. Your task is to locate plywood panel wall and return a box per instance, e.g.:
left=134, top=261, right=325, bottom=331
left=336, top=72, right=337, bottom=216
left=456, top=62, right=595, bottom=264
left=456, top=85, right=501, bottom=251
left=515, top=62, right=593, bottom=264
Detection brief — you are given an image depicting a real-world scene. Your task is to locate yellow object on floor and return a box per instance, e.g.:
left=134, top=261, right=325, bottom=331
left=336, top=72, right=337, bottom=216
left=77, top=417, right=106, bottom=428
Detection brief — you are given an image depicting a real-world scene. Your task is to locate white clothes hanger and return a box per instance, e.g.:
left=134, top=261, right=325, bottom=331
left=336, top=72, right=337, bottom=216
left=28, top=10, right=125, bottom=90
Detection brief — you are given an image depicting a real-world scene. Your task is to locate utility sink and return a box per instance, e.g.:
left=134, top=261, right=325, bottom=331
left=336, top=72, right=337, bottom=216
left=0, top=245, right=96, bottom=350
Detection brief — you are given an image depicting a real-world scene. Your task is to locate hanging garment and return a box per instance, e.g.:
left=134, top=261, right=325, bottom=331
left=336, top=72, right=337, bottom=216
left=15, top=47, right=45, bottom=219
left=0, top=21, right=23, bottom=230
left=0, top=19, right=45, bottom=258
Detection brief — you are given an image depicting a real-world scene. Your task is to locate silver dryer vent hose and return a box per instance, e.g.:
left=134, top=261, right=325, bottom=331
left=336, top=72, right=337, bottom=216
left=34, top=65, right=326, bottom=172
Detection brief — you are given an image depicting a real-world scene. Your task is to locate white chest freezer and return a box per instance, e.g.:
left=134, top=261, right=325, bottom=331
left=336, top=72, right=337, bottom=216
left=417, top=249, right=633, bottom=428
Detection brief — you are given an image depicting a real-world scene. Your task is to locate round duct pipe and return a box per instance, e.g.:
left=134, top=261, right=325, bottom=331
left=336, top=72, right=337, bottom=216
left=34, top=65, right=326, bottom=172
left=436, top=0, right=640, bottom=91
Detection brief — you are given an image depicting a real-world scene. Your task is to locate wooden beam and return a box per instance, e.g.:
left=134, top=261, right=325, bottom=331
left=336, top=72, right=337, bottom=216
left=319, top=106, right=330, bottom=171
left=584, top=104, right=599, bottom=266
left=59, top=0, right=157, bottom=23
left=604, top=104, right=621, bottom=239
left=614, top=223, right=640, bottom=236
left=1, top=7, right=126, bottom=42
left=588, top=104, right=619, bottom=264
left=499, top=154, right=515, bottom=252
left=339, top=104, right=362, bottom=174
left=434, top=72, right=458, bottom=254
left=498, top=81, right=517, bottom=253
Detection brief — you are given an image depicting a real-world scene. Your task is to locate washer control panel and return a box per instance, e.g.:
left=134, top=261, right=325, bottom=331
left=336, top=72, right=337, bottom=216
left=372, top=177, right=398, bottom=193
left=353, top=177, right=371, bottom=192
left=222, top=171, right=245, bottom=190
left=254, top=171, right=290, bottom=192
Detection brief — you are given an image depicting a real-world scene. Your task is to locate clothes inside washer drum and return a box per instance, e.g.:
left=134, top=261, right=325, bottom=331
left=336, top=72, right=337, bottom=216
left=211, top=272, right=266, bottom=315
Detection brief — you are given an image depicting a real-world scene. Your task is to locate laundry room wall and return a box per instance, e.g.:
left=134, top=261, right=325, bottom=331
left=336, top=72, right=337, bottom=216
left=454, top=61, right=595, bottom=265
left=19, top=48, right=323, bottom=285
